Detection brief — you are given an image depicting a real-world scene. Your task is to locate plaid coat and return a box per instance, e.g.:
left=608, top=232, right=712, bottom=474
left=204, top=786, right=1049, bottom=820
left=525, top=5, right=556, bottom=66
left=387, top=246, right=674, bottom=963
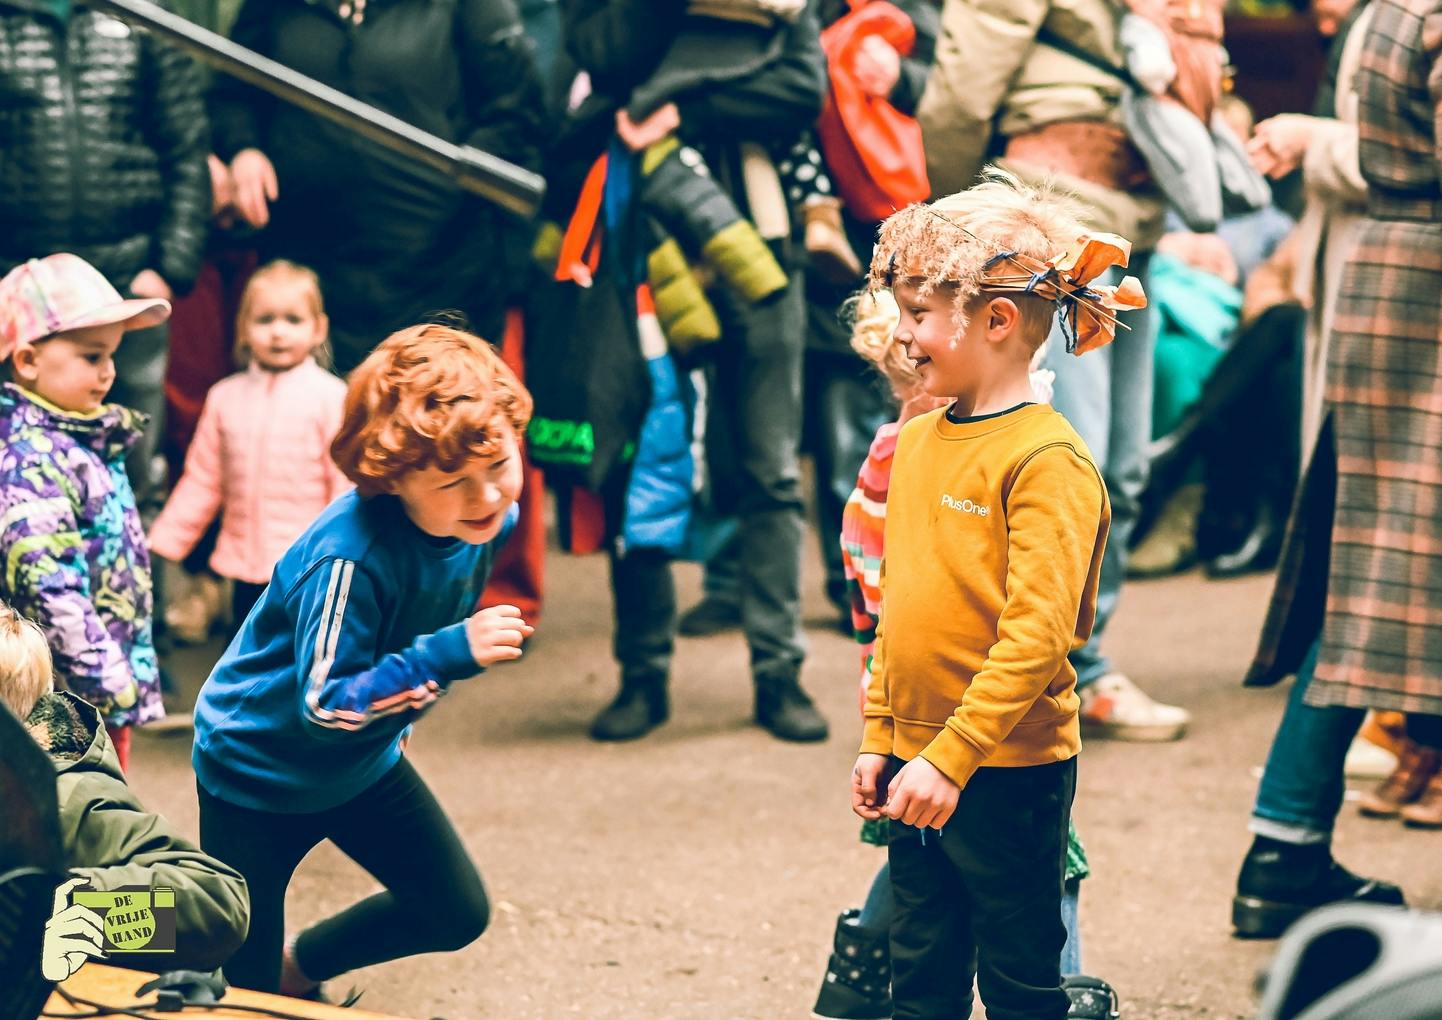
left=1246, top=0, right=1442, bottom=716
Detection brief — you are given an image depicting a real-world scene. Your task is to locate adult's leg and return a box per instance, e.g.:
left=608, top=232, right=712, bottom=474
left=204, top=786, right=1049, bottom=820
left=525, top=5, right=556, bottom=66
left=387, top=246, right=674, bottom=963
left=197, top=783, right=323, bottom=992
left=109, top=317, right=170, bottom=514
left=887, top=823, right=976, bottom=1020
left=1250, top=643, right=1365, bottom=844
left=1234, top=641, right=1402, bottom=936
left=941, top=760, right=1075, bottom=1020
left=295, top=758, right=490, bottom=981
left=713, top=281, right=808, bottom=677
left=1060, top=879, right=1083, bottom=977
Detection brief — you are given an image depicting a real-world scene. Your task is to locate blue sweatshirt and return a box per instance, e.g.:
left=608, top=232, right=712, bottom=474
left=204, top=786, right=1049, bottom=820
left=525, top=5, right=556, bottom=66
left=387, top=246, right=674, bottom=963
left=192, top=491, right=516, bottom=813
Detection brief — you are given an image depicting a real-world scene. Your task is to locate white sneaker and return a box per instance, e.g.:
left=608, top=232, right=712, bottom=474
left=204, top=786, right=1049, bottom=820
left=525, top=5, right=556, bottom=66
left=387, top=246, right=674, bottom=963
left=1079, top=672, right=1190, bottom=742
left=1344, top=734, right=1399, bottom=781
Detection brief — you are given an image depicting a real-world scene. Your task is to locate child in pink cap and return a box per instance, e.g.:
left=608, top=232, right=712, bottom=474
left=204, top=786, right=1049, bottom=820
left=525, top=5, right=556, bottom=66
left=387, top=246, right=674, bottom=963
left=0, top=253, right=171, bottom=771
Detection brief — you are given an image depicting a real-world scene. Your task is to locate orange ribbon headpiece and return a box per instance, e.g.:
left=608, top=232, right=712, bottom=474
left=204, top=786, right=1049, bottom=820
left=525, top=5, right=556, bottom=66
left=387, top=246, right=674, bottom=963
left=975, top=233, right=1147, bottom=356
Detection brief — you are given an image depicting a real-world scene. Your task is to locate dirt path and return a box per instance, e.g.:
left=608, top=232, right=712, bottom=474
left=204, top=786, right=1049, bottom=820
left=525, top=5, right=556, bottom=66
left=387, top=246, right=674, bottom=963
left=132, top=555, right=1440, bottom=1019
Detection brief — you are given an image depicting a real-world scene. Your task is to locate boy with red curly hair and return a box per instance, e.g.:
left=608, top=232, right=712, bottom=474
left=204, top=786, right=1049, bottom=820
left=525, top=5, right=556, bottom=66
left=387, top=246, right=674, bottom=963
left=192, top=323, right=533, bottom=995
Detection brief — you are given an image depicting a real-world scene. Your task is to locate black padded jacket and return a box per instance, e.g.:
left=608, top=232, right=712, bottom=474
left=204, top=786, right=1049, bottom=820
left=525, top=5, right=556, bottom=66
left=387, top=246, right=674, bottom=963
left=0, top=1, right=211, bottom=292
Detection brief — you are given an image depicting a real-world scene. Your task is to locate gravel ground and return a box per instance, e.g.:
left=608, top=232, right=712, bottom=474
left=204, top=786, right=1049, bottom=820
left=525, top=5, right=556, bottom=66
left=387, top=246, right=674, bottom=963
left=131, top=550, right=1440, bottom=1019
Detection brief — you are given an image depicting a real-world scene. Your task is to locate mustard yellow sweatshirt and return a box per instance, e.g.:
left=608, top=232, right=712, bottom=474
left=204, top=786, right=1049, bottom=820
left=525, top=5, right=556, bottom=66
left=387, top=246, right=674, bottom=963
left=860, top=403, right=1110, bottom=788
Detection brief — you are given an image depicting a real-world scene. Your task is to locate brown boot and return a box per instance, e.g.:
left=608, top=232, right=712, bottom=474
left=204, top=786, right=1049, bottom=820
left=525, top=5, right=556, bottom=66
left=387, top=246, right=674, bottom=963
left=1401, top=764, right=1442, bottom=828
left=1357, top=741, right=1440, bottom=818
left=804, top=196, right=862, bottom=285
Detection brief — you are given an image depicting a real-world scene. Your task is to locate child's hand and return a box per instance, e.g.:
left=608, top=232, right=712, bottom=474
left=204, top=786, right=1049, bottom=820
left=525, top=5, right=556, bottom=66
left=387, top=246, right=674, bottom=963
left=883, top=756, right=960, bottom=830
left=851, top=753, right=893, bottom=820
left=464, top=604, right=534, bottom=668
left=854, top=35, right=901, bottom=98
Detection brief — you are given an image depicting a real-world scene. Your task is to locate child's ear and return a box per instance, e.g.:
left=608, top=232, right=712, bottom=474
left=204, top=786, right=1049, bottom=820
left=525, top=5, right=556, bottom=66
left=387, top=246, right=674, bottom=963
left=9, top=345, right=40, bottom=384
left=986, top=297, right=1021, bottom=340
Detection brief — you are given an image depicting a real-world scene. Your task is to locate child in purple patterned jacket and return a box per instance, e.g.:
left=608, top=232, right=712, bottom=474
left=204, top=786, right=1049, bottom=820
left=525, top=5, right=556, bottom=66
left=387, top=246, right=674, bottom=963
left=0, top=253, right=173, bottom=771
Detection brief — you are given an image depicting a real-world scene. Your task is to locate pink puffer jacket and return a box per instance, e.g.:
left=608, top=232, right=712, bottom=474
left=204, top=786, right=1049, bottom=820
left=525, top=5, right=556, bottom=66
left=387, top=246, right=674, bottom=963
left=149, top=359, right=350, bottom=584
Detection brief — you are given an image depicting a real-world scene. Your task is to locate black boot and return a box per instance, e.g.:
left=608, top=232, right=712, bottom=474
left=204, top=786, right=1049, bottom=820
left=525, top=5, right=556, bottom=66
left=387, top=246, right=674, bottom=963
left=812, top=910, right=891, bottom=1020
left=755, top=668, right=828, bottom=742
left=1232, top=835, right=1405, bottom=939
left=589, top=672, right=669, bottom=742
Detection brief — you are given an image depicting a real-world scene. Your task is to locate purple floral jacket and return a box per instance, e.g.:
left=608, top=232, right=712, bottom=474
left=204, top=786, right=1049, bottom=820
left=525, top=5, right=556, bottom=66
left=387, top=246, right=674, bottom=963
left=0, top=384, right=160, bottom=727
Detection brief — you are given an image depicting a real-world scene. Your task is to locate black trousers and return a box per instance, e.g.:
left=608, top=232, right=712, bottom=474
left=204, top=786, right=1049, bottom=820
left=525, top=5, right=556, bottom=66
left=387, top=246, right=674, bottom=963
left=888, top=757, right=1077, bottom=1020
left=198, top=757, right=489, bottom=992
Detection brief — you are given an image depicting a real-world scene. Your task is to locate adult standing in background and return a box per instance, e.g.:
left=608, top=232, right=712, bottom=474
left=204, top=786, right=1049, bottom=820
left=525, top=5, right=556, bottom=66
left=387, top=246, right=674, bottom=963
left=212, top=0, right=546, bottom=371
left=1232, top=0, right=1442, bottom=936
left=917, top=0, right=1193, bottom=742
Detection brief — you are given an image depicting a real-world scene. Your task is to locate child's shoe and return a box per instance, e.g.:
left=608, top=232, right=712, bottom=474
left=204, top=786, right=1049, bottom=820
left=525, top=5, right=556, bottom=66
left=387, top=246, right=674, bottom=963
left=804, top=196, right=863, bottom=286
left=1400, top=767, right=1442, bottom=828
left=589, top=671, right=669, bottom=742
left=1064, top=974, right=1121, bottom=1018
left=1079, top=673, right=1189, bottom=742
left=1232, top=835, right=1405, bottom=939
left=1357, top=741, right=1439, bottom=818
left=812, top=910, right=891, bottom=1020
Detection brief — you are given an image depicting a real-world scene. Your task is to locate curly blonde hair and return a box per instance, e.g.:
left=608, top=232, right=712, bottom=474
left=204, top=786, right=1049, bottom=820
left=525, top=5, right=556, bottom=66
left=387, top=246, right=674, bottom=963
left=0, top=601, right=53, bottom=721
left=868, top=168, right=1092, bottom=344
left=331, top=323, right=533, bottom=497
left=847, top=289, right=919, bottom=399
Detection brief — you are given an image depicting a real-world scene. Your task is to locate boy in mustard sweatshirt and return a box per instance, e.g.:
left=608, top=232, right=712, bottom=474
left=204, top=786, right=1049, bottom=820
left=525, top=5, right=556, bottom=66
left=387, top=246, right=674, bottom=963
left=850, top=170, right=1146, bottom=1020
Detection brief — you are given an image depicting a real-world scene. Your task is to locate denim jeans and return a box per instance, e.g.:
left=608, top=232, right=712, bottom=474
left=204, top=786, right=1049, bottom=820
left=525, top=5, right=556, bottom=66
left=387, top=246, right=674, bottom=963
left=1043, top=255, right=1155, bottom=689
left=1250, top=641, right=1365, bottom=845
left=610, top=281, right=807, bottom=678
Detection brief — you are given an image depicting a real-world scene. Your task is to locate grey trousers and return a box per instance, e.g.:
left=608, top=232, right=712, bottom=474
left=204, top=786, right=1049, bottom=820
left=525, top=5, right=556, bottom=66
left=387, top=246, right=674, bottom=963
left=609, top=279, right=807, bottom=680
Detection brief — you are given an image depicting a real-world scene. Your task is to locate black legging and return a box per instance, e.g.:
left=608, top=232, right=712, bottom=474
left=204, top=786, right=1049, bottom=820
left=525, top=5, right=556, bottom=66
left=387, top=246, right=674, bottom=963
left=198, top=756, right=489, bottom=992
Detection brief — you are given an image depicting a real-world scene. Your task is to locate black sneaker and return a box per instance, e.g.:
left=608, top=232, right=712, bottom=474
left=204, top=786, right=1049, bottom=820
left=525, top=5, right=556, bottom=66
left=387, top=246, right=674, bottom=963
left=1232, top=836, right=1406, bottom=939
left=589, top=673, right=669, bottom=742
left=812, top=910, right=891, bottom=1020
left=755, top=668, right=828, bottom=742
left=677, top=596, right=742, bottom=637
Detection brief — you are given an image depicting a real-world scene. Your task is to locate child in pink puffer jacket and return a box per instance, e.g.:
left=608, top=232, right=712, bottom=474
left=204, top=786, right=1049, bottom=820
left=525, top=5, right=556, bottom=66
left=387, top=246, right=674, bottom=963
left=149, top=260, right=349, bottom=631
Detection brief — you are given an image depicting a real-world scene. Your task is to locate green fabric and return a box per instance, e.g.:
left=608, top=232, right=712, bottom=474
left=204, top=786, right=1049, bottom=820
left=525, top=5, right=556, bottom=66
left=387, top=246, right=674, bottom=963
left=41, top=0, right=73, bottom=21
left=27, top=692, right=251, bottom=971
left=1149, top=252, right=1242, bottom=439
left=860, top=817, right=1090, bottom=883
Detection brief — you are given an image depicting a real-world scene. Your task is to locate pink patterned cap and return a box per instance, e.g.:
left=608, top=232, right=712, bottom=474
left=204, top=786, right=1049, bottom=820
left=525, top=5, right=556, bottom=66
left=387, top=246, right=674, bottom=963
left=0, top=254, right=171, bottom=361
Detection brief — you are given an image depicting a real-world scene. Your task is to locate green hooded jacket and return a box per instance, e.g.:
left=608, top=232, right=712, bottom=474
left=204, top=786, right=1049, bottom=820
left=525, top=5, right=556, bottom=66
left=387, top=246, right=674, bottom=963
left=26, top=691, right=250, bottom=972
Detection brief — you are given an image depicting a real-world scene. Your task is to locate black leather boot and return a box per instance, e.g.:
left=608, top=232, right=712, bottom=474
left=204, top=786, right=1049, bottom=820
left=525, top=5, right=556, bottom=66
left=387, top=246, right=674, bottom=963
left=811, top=910, right=891, bottom=1020
left=1232, top=835, right=1405, bottom=938
left=589, top=672, right=669, bottom=742
left=755, top=667, right=828, bottom=742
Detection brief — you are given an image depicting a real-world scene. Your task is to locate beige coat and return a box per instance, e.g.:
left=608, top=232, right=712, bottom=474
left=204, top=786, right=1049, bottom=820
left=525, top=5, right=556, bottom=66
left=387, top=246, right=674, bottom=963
left=918, top=0, right=1166, bottom=246
left=1290, top=1, right=1374, bottom=451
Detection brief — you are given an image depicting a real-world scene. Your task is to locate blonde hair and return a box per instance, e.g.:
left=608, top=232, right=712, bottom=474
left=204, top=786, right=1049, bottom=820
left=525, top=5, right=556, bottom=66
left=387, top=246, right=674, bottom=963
left=331, top=323, right=533, bottom=497
left=848, top=289, right=920, bottom=399
left=868, top=168, right=1092, bottom=346
left=0, top=602, right=53, bottom=721
left=234, top=259, right=331, bottom=368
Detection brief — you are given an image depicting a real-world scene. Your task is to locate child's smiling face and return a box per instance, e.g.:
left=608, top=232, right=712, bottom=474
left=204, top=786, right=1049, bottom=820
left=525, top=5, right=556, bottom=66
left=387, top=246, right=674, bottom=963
left=13, top=322, right=124, bottom=414
left=390, top=421, right=524, bottom=544
left=891, top=279, right=983, bottom=399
